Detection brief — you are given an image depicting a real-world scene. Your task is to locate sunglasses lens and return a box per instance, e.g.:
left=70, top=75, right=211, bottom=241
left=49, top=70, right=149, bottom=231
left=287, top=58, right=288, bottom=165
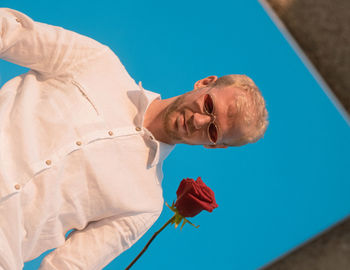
left=204, top=94, right=214, bottom=114
left=208, top=123, right=218, bottom=143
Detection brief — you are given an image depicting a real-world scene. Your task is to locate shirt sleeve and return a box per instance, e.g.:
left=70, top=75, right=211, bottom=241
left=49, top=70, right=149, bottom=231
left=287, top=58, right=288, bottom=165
left=0, top=8, right=108, bottom=78
left=38, top=212, right=161, bottom=270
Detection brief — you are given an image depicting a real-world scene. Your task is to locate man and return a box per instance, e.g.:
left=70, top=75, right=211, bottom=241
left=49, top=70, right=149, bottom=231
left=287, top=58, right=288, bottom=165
left=0, top=8, right=268, bottom=270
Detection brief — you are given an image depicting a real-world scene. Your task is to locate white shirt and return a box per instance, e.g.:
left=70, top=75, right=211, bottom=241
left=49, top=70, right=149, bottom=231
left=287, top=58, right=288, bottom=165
left=0, top=8, right=175, bottom=269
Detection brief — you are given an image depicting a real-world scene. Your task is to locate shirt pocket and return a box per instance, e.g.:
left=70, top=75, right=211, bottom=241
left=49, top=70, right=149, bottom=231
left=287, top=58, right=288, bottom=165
left=71, top=79, right=100, bottom=116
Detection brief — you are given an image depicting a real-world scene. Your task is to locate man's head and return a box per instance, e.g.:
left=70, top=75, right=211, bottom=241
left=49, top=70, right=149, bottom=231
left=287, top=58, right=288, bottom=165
left=161, top=74, right=268, bottom=148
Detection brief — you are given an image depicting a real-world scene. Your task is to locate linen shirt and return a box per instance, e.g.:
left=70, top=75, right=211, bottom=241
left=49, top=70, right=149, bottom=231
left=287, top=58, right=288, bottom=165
left=0, top=8, right=175, bottom=269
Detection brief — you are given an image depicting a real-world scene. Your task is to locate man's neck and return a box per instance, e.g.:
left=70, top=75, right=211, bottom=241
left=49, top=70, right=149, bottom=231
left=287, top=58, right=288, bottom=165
left=143, top=97, right=176, bottom=145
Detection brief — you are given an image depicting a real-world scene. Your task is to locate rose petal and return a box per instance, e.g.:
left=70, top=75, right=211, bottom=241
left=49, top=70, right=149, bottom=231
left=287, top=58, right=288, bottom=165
left=175, top=177, right=218, bottom=217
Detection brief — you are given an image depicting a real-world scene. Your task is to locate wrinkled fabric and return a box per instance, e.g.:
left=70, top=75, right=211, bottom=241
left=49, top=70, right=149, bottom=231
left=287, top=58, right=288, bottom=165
left=0, top=8, right=174, bottom=269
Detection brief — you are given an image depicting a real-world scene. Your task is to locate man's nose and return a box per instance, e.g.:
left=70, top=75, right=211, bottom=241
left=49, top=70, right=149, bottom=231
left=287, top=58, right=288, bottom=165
left=192, top=113, right=213, bottom=130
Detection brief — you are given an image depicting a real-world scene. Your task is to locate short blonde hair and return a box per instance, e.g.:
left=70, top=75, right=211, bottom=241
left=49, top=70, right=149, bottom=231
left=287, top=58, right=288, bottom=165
left=213, top=74, right=268, bottom=146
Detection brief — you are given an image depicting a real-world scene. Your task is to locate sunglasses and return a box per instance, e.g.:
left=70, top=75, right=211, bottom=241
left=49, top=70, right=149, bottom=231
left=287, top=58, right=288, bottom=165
left=203, top=94, right=218, bottom=144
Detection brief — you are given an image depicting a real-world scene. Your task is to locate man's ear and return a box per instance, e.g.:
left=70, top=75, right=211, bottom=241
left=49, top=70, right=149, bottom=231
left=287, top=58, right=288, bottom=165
left=194, top=75, right=218, bottom=90
left=203, top=144, right=228, bottom=149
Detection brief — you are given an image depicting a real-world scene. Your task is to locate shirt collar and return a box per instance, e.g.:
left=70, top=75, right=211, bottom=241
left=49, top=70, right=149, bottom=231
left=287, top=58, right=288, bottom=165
left=138, top=81, right=175, bottom=168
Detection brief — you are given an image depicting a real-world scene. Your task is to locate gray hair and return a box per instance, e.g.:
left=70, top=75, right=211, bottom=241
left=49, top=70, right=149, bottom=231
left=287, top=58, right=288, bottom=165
left=213, top=74, right=269, bottom=146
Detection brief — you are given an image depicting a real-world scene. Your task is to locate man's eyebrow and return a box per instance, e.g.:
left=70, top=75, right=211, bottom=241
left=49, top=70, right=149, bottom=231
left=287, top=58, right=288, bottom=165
left=225, top=100, right=240, bottom=137
left=227, top=102, right=237, bottom=118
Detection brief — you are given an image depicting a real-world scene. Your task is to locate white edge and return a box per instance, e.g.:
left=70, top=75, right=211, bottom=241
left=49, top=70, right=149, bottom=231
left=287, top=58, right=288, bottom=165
left=258, top=0, right=350, bottom=126
left=258, top=214, right=350, bottom=269
left=258, top=0, right=350, bottom=268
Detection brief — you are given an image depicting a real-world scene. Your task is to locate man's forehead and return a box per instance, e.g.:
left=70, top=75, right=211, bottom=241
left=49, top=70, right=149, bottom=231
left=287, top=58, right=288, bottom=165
left=212, top=86, right=248, bottom=143
left=227, top=100, right=239, bottom=118
left=211, top=86, right=245, bottom=113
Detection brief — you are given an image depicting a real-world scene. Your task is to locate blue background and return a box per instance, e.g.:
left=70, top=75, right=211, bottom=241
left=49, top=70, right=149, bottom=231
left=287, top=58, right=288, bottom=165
left=1, top=0, right=349, bottom=269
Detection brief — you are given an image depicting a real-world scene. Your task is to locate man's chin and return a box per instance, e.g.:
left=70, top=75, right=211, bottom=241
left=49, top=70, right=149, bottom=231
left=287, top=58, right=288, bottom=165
left=163, top=124, right=181, bottom=144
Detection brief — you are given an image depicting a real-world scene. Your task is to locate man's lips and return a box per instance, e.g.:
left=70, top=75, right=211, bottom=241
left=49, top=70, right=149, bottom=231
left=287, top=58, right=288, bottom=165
left=183, top=113, right=187, bottom=134
left=176, top=113, right=187, bottom=135
left=175, top=112, right=189, bottom=135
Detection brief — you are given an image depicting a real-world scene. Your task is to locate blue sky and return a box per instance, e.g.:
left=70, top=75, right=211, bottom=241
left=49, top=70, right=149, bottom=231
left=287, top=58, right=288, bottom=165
left=1, top=0, right=350, bottom=269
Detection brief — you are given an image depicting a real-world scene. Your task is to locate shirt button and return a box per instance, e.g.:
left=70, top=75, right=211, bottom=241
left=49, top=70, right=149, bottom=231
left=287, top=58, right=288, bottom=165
left=108, top=131, right=114, bottom=136
left=14, top=184, right=21, bottom=190
left=15, top=18, right=21, bottom=23
left=76, top=141, right=82, bottom=146
left=135, top=127, right=142, bottom=132
left=149, top=135, right=154, bottom=140
left=45, top=160, right=52, bottom=166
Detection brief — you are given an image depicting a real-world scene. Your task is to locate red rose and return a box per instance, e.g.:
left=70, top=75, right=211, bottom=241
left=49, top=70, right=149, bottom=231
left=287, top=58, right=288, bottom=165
left=126, top=176, right=218, bottom=269
left=174, top=177, right=218, bottom=217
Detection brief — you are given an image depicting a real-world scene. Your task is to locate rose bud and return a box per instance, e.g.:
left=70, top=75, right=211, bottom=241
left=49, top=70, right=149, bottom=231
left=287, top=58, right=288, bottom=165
left=175, top=177, right=218, bottom=217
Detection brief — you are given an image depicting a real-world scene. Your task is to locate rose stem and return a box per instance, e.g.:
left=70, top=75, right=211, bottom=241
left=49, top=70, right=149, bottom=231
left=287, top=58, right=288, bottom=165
left=125, top=215, right=176, bottom=270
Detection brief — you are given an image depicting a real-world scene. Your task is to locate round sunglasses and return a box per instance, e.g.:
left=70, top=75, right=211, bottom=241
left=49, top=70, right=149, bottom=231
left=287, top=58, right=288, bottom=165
left=203, top=94, right=218, bottom=144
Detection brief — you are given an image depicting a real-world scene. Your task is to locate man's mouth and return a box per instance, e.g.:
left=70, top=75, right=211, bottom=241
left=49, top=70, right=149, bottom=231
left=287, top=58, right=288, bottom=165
left=183, top=113, right=187, bottom=135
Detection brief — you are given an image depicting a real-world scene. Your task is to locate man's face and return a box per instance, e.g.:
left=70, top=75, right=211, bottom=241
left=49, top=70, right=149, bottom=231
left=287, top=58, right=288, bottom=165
left=162, top=80, right=247, bottom=148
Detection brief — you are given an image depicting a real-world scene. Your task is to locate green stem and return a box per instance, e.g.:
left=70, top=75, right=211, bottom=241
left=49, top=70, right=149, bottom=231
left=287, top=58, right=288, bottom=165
left=124, top=215, right=176, bottom=270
